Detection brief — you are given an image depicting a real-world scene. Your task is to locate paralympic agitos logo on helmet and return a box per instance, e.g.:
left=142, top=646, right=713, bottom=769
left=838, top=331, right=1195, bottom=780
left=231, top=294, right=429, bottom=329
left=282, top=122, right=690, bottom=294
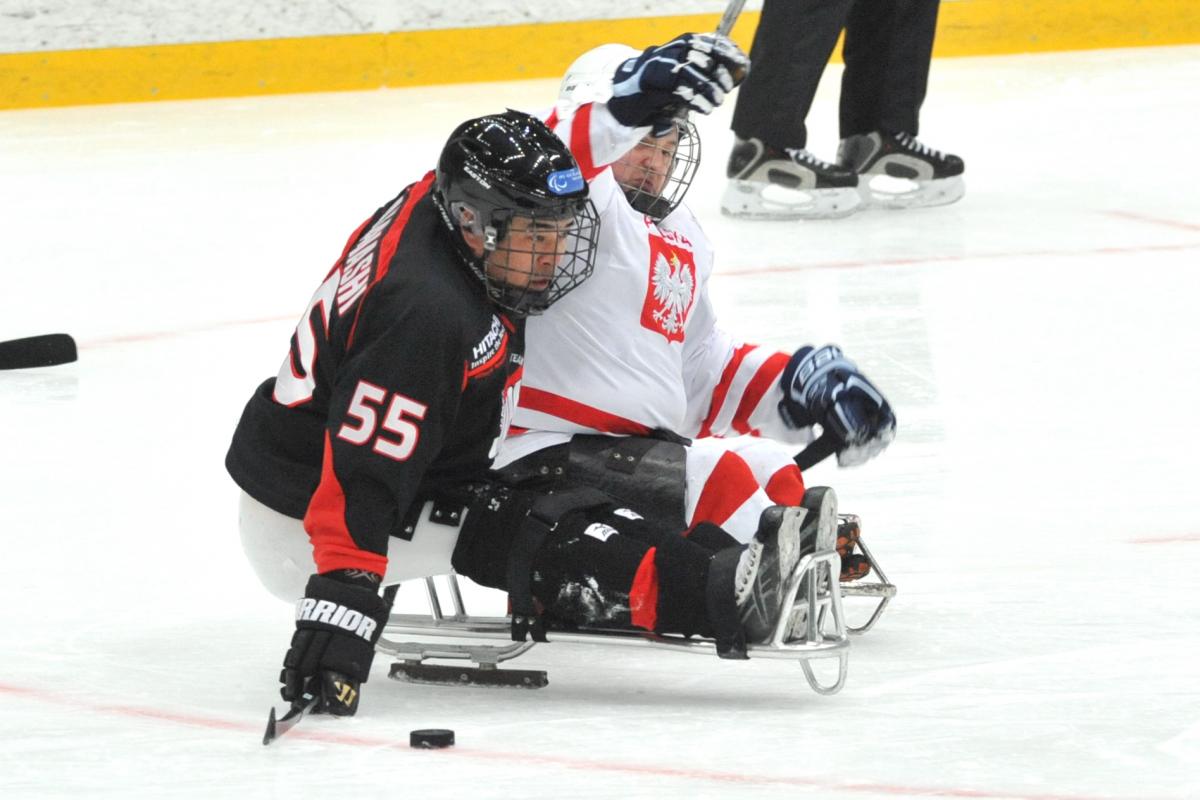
left=547, top=168, right=584, bottom=195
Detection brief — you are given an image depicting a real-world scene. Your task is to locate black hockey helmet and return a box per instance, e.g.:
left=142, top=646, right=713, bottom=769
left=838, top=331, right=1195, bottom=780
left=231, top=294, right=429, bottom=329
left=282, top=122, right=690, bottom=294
left=433, top=110, right=600, bottom=317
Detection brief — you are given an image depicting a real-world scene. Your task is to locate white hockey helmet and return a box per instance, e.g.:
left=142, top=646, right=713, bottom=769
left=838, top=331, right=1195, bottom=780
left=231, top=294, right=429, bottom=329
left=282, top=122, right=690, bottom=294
left=556, top=43, right=700, bottom=221
left=556, top=43, right=640, bottom=116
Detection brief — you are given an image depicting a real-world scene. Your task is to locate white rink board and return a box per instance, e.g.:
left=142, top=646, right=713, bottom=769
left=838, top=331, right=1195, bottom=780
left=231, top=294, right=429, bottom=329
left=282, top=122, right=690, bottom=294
left=1, top=46, right=1199, bottom=800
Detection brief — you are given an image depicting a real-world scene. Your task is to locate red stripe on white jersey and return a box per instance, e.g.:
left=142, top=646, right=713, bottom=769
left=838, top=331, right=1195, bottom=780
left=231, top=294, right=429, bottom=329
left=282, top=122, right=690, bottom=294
left=568, top=103, right=603, bottom=181
left=731, top=351, right=790, bottom=435
left=698, top=343, right=757, bottom=438
left=519, top=386, right=652, bottom=436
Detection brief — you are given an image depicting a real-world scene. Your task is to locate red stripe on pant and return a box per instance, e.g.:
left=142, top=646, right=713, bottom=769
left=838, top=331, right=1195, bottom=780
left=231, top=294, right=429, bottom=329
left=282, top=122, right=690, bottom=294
left=688, top=451, right=760, bottom=529
left=628, top=548, right=659, bottom=630
left=764, top=463, right=806, bottom=506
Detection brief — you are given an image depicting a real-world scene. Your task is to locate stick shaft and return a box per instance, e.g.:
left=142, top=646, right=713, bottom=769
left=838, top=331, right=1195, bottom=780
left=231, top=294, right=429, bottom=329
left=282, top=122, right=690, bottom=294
left=716, top=0, right=749, bottom=36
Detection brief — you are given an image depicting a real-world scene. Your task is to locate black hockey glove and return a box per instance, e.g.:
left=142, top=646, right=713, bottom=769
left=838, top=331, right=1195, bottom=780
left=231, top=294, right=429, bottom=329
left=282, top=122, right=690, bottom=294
left=779, top=345, right=897, bottom=467
left=279, top=571, right=390, bottom=717
left=608, top=33, right=750, bottom=128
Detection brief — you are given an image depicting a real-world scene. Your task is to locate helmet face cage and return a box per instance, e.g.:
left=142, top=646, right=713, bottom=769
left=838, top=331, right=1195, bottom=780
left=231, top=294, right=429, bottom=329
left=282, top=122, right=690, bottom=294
left=615, top=118, right=701, bottom=221
left=456, top=199, right=601, bottom=316
left=434, top=110, right=599, bottom=317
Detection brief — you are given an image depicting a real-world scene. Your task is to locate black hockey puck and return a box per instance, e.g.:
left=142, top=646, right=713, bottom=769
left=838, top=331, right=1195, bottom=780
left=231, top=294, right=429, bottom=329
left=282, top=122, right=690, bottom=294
left=409, top=728, right=455, bottom=749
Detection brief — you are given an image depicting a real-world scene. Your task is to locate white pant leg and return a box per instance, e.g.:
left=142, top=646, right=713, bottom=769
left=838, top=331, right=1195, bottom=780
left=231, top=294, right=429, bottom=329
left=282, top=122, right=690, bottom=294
left=681, top=436, right=808, bottom=544
left=238, top=491, right=463, bottom=603
left=719, top=436, right=806, bottom=495
left=682, top=438, right=774, bottom=544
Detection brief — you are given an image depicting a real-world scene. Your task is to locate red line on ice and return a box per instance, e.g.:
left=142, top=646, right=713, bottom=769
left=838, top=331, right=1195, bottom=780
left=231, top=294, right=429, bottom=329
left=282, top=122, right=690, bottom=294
left=73, top=242, right=1200, bottom=351
left=717, top=241, right=1200, bottom=278
left=1129, top=533, right=1200, bottom=545
left=0, top=681, right=1163, bottom=800
left=1102, top=210, right=1200, bottom=233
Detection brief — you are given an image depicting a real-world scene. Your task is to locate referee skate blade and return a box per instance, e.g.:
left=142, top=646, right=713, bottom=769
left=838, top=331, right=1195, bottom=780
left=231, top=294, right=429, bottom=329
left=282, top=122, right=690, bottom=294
left=389, top=661, right=548, bottom=689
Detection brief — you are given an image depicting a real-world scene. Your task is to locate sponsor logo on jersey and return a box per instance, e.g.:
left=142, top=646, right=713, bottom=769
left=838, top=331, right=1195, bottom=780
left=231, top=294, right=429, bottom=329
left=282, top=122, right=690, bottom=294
left=468, top=315, right=508, bottom=374
left=296, top=597, right=378, bottom=641
left=547, top=167, right=584, bottom=195
left=640, top=232, right=697, bottom=343
left=336, top=198, right=406, bottom=314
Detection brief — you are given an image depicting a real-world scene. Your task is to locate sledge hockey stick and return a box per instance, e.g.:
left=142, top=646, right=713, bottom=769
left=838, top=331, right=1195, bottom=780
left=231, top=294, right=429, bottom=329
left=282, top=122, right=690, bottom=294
left=716, top=0, right=748, bottom=36
left=794, top=431, right=839, bottom=471
left=262, top=693, right=321, bottom=745
left=0, top=333, right=77, bottom=370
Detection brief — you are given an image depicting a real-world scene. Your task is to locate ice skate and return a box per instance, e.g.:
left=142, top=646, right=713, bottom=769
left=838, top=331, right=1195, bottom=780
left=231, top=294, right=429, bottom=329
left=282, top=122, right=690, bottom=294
left=722, top=137, right=862, bottom=219
left=705, top=504, right=805, bottom=657
left=838, top=130, right=965, bottom=210
left=784, top=487, right=840, bottom=640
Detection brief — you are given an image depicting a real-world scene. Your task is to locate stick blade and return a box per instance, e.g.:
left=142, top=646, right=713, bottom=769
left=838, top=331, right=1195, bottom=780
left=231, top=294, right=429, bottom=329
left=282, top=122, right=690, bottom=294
left=0, top=333, right=78, bottom=370
left=262, top=707, right=279, bottom=746
left=262, top=696, right=319, bottom=745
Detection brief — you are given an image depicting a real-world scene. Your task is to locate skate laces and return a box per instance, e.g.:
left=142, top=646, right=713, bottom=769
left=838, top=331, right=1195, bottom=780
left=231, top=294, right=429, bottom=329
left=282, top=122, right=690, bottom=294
left=893, top=132, right=945, bottom=160
left=783, top=147, right=836, bottom=169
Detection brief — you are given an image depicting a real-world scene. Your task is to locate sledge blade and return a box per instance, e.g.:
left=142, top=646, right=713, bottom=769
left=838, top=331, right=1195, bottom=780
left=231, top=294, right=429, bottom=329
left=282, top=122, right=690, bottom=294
left=389, top=661, right=547, bottom=689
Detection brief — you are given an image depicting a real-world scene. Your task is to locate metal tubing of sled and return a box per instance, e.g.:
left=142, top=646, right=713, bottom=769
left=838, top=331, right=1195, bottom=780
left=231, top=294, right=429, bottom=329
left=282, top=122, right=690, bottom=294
left=381, top=614, right=849, bottom=661
left=836, top=514, right=898, bottom=636
left=378, top=549, right=852, bottom=695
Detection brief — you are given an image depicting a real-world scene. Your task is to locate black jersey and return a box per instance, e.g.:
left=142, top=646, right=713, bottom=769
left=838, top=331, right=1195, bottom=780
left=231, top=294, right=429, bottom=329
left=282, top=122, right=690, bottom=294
left=226, top=173, right=524, bottom=576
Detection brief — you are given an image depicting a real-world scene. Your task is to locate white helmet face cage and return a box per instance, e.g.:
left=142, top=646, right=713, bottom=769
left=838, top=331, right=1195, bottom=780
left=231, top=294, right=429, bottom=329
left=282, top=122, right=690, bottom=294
left=557, top=44, right=701, bottom=221
left=454, top=200, right=601, bottom=317
left=614, top=118, right=701, bottom=221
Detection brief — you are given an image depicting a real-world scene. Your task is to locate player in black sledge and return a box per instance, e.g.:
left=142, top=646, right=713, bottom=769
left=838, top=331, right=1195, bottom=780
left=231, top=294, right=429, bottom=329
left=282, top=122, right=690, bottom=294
left=227, top=109, right=832, bottom=718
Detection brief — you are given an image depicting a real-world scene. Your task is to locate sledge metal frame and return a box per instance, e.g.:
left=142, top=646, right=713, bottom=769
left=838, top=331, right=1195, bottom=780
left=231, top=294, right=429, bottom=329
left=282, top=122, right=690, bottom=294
left=836, top=513, right=898, bottom=634
left=378, top=543, right=854, bottom=695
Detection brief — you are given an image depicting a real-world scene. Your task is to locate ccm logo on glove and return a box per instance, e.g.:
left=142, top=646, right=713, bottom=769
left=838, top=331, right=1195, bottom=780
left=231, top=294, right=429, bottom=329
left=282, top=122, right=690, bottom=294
left=295, top=598, right=379, bottom=641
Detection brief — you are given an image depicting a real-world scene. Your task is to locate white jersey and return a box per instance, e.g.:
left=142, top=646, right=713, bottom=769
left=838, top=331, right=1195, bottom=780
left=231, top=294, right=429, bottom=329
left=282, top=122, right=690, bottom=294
left=496, top=102, right=813, bottom=468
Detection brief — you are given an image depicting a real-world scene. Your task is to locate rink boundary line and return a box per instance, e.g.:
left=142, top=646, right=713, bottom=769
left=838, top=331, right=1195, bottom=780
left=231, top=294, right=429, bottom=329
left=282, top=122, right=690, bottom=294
left=4, top=0, right=1200, bottom=109
left=715, top=241, right=1200, bottom=278
left=0, top=681, right=1160, bottom=800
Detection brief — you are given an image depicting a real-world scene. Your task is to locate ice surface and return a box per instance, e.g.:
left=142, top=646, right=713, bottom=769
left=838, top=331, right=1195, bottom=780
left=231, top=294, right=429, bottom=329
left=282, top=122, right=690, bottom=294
left=2, top=46, right=1199, bottom=799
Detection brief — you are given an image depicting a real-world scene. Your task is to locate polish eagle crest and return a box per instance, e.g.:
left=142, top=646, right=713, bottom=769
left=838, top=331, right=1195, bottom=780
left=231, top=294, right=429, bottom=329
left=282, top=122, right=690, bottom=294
left=640, top=242, right=697, bottom=343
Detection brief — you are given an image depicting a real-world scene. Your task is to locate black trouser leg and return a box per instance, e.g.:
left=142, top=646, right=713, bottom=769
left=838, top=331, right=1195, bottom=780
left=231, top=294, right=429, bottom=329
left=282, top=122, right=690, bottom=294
left=840, top=0, right=941, bottom=138
left=731, top=0, right=856, bottom=150
left=530, top=508, right=720, bottom=637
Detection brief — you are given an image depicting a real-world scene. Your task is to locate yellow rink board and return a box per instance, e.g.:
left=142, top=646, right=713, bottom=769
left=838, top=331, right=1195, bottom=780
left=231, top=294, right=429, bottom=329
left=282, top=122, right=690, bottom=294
left=2, top=0, right=1198, bottom=110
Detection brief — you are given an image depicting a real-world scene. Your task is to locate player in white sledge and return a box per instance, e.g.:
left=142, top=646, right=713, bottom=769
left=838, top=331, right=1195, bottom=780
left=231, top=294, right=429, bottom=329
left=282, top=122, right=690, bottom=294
left=496, top=37, right=897, bottom=603
left=227, top=109, right=828, bottom=718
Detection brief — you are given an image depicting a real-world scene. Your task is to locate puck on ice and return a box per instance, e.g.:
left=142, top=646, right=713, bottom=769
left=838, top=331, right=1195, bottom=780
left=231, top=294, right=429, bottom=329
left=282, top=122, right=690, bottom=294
left=410, top=729, right=455, bottom=749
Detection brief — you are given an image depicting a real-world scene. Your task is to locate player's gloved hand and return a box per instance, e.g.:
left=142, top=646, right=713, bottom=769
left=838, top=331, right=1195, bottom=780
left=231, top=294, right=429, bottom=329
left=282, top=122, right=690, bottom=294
left=279, top=571, right=390, bottom=716
left=778, top=344, right=896, bottom=467
left=608, top=33, right=750, bottom=128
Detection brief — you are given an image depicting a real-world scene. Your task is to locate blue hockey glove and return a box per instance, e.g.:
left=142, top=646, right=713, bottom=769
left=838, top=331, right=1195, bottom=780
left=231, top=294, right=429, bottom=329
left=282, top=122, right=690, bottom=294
left=778, top=345, right=896, bottom=467
left=608, top=33, right=750, bottom=128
